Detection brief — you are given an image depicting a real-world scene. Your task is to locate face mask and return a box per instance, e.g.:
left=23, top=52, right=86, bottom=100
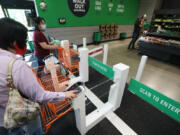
left=14, top=43, right=27, bottom=55
left=41, top=24, right=46, bottom=30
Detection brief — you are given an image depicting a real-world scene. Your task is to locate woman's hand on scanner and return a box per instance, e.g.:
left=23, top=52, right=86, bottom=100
left=64, top=90, right=79, bottom=100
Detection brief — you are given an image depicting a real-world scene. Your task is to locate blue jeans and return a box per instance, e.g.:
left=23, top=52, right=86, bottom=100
left=0, top=116, right=43, bottom=135
left=35, top=56, right=45, bottom=77
left=22, top=116, right=43, bottom=135
left=8, top=128, right=24, bottom=135
left=35, top=56, right=45, bottom=67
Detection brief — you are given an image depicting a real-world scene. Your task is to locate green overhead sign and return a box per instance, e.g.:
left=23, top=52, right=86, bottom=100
left=88, top=56, right=114, bottom=80
left=35, top=0, right=140, bottom=27
left=128, top=78, right=180, bottom=122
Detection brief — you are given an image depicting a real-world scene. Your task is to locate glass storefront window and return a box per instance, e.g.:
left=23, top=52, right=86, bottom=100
left=0, top=5, right=5, bottom=18
left=8, top=9, right=28, bottom=27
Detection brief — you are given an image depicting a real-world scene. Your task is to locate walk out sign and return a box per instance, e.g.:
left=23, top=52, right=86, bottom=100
left=88, top=56, right=114, bottom=80
left=128, top=78, right=180, bottom=122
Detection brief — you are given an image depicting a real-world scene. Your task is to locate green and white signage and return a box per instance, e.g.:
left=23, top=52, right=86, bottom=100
left=128, top=78, right=180, bottom=122
left=108, top=2, right=114, bottom=13
left=88, top=56, right=114, bottom=80
left=116, top=4, right=125, bottom=13
left=95, top=0, right=102, bottom=11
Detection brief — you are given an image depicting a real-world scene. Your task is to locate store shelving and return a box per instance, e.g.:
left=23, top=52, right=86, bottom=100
left=138, top=9, right=180, bottom=65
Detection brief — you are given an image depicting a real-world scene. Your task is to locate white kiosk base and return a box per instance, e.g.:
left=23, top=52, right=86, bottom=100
left=45, top=39, right=137, bottom=135
left=72, top=47, right=137, bottom=135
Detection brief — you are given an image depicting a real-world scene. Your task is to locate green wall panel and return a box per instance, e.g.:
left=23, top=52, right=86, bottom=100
left=35, top=0, right=140, bottom=28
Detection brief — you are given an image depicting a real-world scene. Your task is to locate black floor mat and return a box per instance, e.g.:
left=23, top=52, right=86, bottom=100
left=46, top=88, right=180, bottom=135
left=116, top=88, right=180, bottom=135
left=45, top=110, right=79, bottom=135
left=86, top=118, right=122, bottom=135
left=85, top=67, right=110, bottom=88
left=45, top=65, right=180, bottom=135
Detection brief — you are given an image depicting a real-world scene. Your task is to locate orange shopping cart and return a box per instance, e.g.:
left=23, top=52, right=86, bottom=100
left=31, top=49, right=79, bottom=132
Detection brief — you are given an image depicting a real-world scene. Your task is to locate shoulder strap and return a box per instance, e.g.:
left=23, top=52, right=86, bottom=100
left=7, top=58, right=16, bottom=89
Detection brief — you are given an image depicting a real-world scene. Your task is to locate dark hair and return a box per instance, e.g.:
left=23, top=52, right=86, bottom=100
left=0, top=18, right=28, bottom=50
left=33, top=17, right=45, bottom=30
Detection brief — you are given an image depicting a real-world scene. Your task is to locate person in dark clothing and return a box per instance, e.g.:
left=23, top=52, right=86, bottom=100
left=33, top=17, right=60, bottom=67
left=128, top=16, right=144, bottom=49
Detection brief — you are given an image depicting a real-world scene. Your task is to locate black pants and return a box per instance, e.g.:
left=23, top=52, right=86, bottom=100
left=128, top=36, right=139, bottom=49
left=0, top=127, right=8, bottom=135
left=0, top=127, right=25, bottom=135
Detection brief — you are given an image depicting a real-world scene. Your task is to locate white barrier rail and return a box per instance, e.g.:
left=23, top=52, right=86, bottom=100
left=135, top=55, right=148, bottom=81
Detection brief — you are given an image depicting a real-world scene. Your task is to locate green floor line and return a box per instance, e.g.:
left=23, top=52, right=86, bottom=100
left=88, top=56, right=114, bottom=80
left=128, top=78, right=180, bottom=122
